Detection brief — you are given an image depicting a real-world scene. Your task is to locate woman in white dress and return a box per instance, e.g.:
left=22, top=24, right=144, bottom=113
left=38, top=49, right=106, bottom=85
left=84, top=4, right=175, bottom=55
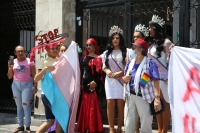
left=100, top=26, right=127, bottom=133
left=148, top=15, right=172, bottom=133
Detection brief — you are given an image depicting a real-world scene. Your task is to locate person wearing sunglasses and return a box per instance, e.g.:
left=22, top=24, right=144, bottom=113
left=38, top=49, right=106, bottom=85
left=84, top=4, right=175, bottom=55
left=76, top=38, right=103, bottom=133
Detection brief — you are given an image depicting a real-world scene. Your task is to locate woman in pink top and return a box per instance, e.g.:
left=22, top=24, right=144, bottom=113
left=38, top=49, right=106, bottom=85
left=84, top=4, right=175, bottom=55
left=7, top=46, right=37, bottom=133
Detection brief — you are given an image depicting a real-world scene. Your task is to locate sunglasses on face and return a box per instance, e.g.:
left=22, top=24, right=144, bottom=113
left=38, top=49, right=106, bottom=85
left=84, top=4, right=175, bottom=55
left=86, top=44, right=93, bottom=47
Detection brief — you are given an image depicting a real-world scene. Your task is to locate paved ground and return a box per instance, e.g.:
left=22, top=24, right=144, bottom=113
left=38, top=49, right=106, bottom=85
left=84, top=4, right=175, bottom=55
left=0, top=113, right=172, bottom=133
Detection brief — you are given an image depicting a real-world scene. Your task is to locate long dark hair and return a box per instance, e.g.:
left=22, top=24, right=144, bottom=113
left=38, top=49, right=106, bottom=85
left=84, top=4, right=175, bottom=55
left=105, top=33, right=126, bottom=68
left=148, top=22, right=167, bottom=58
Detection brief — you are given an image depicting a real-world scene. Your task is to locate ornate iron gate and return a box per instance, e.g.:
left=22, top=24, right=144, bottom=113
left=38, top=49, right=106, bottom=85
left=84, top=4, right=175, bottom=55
left=0, top=0, right=35, bottom=112
left=76, top=0, right=200, bottom=125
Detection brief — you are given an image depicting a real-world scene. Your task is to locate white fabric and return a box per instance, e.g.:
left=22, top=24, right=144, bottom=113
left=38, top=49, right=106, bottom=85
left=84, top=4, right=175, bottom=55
left=124, top=57, right=147, bottom=96
left=124, top=58, right=136, bottom=98
left=148, top=40, right=170, bottom=102
left=100, top=50, right=124, bottom=99
left=134, top=57, right=147, bottom=95
left=169, top=46, right=200, bottom=133
left=124, top=57, right=154, bottom=103
left=124, top=95, right=153, bottom=133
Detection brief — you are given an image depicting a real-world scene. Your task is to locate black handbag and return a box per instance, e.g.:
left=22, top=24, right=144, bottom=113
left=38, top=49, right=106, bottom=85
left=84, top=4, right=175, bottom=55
left=150, top=98, right=166, bottom=115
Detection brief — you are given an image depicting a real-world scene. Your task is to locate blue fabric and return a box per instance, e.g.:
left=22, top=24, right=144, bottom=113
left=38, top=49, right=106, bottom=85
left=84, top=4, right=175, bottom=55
left=125, top=59, right=159, bottom=89
left=42, top=71, right=70, bottom=133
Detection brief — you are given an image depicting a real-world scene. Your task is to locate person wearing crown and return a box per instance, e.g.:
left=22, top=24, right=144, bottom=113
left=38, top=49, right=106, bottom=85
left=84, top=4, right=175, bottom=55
left=148, top=15, right=172, bottom=133
left=127, top=24, right=149, bottom=133
left=122, top=38, right=161, bottom=133
left=127, top=24, right=149, bottom=63
left=99, top=26, right=127, bottom=133
left=76, top=38, right=103, bottom=133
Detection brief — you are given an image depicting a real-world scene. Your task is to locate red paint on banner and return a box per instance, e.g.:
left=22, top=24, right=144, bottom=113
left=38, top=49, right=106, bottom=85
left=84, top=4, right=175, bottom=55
left=183, top=67, right=200, bottom=102
left=183, top=114, right=197, bottom=133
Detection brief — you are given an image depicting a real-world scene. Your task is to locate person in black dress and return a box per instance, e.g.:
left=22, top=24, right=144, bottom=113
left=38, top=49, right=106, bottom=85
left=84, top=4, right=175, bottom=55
left=76, top=38, right=103, bottom=133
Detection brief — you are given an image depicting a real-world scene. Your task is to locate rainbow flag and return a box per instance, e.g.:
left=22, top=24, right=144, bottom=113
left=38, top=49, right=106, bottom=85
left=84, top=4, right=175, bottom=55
left=139, top=72, right=150, bottom=88
left=41, top=41, right=80, bottom=133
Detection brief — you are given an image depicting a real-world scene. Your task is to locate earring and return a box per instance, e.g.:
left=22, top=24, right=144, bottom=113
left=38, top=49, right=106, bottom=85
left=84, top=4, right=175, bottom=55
left=111, top=45, right=113, bottom=48
left=94, top=48, right=95, bottom=51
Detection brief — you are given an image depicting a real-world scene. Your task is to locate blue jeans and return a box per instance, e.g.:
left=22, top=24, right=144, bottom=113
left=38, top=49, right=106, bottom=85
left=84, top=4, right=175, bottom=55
left=12, top=80, right=33, bottom=127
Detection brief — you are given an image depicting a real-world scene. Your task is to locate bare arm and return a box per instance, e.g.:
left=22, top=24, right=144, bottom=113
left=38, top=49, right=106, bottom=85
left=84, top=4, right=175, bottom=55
left=7, top=61, right=13, bottom=79
left=153, top=79, right=162, bottom=112
left=34, top=66, right=55, bottom=82
left=163, top=39, right=172, bottom=63
left=30, top=65, right=38, bottom=93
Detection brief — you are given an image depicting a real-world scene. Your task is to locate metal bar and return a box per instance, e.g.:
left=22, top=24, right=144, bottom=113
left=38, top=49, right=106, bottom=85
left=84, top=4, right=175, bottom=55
left=179, top=0, right=190, bottom=47
left=84, top=1, right=124, bottom=8
left=0, top=10, right=35, bottom=18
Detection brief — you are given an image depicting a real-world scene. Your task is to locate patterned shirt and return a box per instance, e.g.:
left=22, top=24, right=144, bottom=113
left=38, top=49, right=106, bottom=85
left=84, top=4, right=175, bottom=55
left=125, top=58, right=159, bottom=103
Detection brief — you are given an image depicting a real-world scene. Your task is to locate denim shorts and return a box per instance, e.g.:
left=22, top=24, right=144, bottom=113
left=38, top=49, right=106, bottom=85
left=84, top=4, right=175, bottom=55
left=41, top=94, right=55, bottom=121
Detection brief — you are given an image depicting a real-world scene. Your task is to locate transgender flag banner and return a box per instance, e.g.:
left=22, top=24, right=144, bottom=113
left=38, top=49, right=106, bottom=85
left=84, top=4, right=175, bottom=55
left=168, top=46, right=200, bottom=133
left=41, top=41, right=80, bottom=133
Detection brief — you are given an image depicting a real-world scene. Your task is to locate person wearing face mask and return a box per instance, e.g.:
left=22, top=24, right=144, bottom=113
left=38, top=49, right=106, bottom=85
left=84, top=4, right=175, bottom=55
left=126, top=24, right=149, bottom=63
left=123, top=38, right=161, bottom=133
left=76, top=38, right=103, bottom=133
left=148, top=15, right=173, bottom=133
left=126, top=24, right=149, bottom=133
left=100, top=26, right=127, bottom=133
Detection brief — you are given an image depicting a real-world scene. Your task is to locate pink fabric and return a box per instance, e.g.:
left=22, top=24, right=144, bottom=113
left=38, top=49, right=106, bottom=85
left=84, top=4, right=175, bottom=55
left=51, top=55, right=80, bottom=133
left=51, top=56, right=76, bottom=108
left=13, top=58, right=34, bottom=82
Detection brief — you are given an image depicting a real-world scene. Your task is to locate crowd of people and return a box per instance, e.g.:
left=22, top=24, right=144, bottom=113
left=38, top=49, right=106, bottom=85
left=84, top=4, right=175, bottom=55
left=7, top=14, right=174, bottom=133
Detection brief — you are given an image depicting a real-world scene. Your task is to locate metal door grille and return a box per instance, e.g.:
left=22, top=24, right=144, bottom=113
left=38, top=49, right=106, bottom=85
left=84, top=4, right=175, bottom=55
left=0, top=0, right=35, bottom=112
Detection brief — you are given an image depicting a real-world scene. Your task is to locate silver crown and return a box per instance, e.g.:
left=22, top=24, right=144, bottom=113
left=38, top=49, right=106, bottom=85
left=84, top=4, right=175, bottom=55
left=134, top=24, right=149, bottom=37
left=151, top=15, right=165, bottom=27
left=109, top=25, right=123, bottom=36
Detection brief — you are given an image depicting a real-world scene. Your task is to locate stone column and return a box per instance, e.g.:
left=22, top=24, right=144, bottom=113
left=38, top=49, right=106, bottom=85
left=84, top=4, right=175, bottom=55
left=34, top=0, right=76, bottom=119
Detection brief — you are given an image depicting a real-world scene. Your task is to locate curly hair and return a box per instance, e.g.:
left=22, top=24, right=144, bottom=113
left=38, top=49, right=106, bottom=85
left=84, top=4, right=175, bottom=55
left=148, top=22, right=167, bottom=58
left=105, top=33, right=127, bottom=68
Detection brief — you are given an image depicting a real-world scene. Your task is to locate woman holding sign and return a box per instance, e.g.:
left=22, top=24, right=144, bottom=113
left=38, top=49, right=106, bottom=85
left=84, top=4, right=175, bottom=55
left=148, top=15, right=172, bottom=133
